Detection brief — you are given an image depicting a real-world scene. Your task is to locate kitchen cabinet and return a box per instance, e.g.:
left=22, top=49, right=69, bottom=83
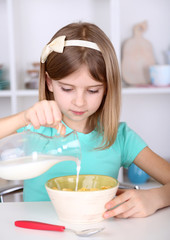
left=0, top=0, right=170, bottom=180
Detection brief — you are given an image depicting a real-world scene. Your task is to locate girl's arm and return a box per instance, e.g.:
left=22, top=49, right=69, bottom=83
left=0, top=111, right=26, bottom=139
left=0, top=100, right=65, bottom=139
left=104, top=147, right=170, bottom=219
left=134, top=147, right=170, bottom=208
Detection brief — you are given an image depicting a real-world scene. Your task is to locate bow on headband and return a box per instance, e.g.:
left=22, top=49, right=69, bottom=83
left=41, top=35, right=100, bottom=63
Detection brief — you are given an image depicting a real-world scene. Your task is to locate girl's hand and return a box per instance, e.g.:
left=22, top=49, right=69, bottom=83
left=24, top=100, right=66, bottom=135
left=103, top=188, right=161, bottom=219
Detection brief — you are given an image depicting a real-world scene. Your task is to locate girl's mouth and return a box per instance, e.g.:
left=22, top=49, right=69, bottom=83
left=71, top=110, right=86, bottom=116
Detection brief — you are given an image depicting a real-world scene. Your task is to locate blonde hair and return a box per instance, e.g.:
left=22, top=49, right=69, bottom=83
left=39, top=22, right=121, bottom=149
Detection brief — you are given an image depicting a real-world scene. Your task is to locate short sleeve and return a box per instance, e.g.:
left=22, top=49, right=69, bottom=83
left=118, top=123, right=147, bottom=168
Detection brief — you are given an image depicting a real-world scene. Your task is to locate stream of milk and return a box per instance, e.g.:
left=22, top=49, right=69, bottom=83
left=0, top=155, right=81, bottom=190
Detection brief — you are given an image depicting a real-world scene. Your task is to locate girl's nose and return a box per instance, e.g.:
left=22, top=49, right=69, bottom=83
left=73, top=91, right=86, bottom=107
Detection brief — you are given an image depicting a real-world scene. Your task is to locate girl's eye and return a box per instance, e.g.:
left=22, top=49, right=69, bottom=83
left=61, top=87, right=72, bottom=92
left=88, top=90, right=99, bottom=94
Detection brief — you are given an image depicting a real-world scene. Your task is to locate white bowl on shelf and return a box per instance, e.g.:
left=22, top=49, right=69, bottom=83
left=149, top=65, right=170, bottom=86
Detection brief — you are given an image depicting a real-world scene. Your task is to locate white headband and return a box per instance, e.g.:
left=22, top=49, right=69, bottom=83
left=41, top=35, right=100, bottom=63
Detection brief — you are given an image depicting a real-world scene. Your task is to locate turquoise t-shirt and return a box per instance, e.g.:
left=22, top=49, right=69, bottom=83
left=17, top=122, right=147, bottom=202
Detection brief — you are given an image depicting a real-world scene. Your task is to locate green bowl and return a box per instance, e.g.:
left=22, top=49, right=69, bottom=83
left=46, top=174, right=118, bottom=191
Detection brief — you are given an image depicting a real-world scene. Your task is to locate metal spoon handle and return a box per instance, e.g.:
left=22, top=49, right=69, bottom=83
left=15, top=220, right=65, bottom=232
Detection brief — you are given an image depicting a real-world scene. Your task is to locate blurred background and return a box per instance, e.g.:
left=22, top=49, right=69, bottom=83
left=0, top=0, right=170, bottom=192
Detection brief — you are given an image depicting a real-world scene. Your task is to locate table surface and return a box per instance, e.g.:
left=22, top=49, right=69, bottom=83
left=0, top=201, right=170, bottom=240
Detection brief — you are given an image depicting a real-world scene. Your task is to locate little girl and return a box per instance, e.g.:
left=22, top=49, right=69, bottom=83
left=0, top=22, right=170, bottom=219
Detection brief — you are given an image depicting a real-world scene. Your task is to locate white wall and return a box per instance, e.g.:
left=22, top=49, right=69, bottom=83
left=120, top=94, right=170, bottom=160
left=119, top=0, right=170, bottom=160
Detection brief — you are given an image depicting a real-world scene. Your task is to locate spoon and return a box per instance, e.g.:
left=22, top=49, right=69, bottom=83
left=15, top=220, right=104, bottom=237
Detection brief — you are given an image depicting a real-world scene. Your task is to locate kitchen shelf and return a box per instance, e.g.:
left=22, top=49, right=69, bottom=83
left=122, top=86, right=170, bottom=95
left=0, top=90, right=12, bottom=97
left=1, top=87, right=170, bottom=98
left=16, top=89, right=38, bottom=97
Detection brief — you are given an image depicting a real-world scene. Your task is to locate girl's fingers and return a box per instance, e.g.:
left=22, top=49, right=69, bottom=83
left=25, top=100, right=63, bottom=130
left=36, top=107, right=47, bottom=126
left=105, top=189, right=133, bottom=210
left=114, top=207, right=138, bottom=219
left=50, top=101, right=62, bottom=125
left=26, top=102, right=46, bottom=127
left=41, top=100, right=54, bottom=125
left=42, top=100, right=62, bottom=126
left=25, top=108, right=40, bottom=129
left=104, top=194, right=135, bottom=218
left=104, top=189, right=159, bottom=219
left=59, top=123, right=66, bottom=136
left=36, top=100, right=58, bottom=126
left=29, top=111, right=41, bottom=129
left=25, top=100, right=66, bottom=135
left=57, top=122, right=62, bottom=134
left=55, top=122, right=66, bottom=135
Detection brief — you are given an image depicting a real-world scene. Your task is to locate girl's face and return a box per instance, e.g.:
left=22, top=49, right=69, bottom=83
left=46, top=65, right=105, bottom=133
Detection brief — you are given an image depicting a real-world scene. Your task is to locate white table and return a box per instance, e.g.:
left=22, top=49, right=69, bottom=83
left=0, top=201, right=170, bottom=240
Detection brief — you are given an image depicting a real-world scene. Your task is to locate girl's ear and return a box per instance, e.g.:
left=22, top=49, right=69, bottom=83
left=45, top=71, right=53, bottom=92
